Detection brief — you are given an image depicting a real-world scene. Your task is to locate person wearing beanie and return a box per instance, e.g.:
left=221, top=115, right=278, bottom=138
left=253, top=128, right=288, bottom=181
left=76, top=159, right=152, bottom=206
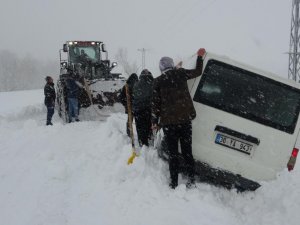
left=152, top=48, right=206, bottom=189
left=132, top=69, right=154, bottom=147
left=159, top=57, right=175, bottom=73
left=119, top=73, right=139, bottom=137
left=44, top=76, right=56, bottom=126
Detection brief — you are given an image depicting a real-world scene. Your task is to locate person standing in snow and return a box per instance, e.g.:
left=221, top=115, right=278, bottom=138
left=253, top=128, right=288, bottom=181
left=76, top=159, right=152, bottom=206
left=119, top=73, right=139, bottom=137
left=44, top=76, right=56, bottom=126
left=66, top=71, right=83, bottom=123
left=132, top=69, right=154, bottom=147
left=151, top=48, right=206, bottom=189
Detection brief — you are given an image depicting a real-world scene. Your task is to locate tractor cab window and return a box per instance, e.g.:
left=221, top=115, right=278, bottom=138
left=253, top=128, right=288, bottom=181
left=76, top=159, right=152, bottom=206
left=69, top=46, right=100, bottom=64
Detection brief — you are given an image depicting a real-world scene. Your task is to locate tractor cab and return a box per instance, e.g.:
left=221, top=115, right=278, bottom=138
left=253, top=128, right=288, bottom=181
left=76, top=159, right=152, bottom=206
left=60, top=41, right=118, bottom=80
left=57, top=41, right=125, bottom=123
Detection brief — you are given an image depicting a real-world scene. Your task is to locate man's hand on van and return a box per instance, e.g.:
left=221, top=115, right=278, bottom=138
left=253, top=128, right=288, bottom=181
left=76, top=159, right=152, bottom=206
left=197, top=48, right=206, bottom=57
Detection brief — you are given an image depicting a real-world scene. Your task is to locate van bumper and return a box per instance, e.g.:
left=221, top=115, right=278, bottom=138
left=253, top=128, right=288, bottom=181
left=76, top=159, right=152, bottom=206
left=158, top=141, right=260, bottom=192
left=193, top=160, right=261, bottom=192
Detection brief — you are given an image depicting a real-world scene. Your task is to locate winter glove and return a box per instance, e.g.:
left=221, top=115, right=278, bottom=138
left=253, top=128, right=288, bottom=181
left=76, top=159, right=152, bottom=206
left=197, top=48, right=206, bottom=57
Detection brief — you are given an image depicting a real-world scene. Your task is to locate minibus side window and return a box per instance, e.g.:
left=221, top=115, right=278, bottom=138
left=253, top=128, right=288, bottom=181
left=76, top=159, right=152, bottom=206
left=193, top=60, right=300, bottom=134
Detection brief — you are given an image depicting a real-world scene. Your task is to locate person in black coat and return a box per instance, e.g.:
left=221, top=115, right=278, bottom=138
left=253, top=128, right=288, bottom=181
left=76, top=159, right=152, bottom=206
left=119, top=73, right=138, bottom=137
left=132, top=69, right=154, bottom=147
left=44, top=76, right=56, bottom=126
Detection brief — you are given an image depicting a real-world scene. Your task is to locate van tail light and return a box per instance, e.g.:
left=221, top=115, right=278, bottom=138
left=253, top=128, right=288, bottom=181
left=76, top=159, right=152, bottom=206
left=287, top=148, right=299, bottom=171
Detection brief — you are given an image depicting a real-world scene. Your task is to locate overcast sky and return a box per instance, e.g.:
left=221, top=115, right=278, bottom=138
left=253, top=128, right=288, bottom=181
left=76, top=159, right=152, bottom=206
left=0, top=0, right=292, bottom=77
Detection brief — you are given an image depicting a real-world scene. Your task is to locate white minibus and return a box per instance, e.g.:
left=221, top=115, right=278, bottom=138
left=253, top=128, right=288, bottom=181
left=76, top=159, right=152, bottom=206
left=158, top=52, right=300, bottom=191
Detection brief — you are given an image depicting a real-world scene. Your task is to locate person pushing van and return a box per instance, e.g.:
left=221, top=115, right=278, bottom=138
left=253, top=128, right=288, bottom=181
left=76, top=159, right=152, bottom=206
left=152, top=48, right=206, bottom=189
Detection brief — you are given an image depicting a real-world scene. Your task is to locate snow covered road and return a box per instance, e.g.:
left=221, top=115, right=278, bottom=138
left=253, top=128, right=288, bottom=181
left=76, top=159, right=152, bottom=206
left=0, top=89, right=300, bottom=225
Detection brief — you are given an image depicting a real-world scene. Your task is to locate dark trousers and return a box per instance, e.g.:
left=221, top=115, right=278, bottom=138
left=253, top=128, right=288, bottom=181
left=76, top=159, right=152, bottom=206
left=68, top=98, right=79, bottom=121
left=46, top=106, right=54, bottom=124
left=134, top=109, right=152, bottom=147
left=163, top=121, right=195, bottom=186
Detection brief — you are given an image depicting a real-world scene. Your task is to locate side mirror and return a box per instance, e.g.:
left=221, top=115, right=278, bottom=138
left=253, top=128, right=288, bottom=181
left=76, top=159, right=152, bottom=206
left=101, top=44, right=107, bottom=52
left=63, top=44, right=68, bottom=52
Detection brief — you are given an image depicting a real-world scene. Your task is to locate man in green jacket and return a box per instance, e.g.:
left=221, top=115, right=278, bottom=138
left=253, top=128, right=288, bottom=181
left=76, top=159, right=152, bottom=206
left=152, top=48, right=206, bottom=189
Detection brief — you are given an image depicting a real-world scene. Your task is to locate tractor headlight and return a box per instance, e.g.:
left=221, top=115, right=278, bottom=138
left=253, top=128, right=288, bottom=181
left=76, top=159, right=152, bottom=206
left=68, top=41, right=73, bottom=45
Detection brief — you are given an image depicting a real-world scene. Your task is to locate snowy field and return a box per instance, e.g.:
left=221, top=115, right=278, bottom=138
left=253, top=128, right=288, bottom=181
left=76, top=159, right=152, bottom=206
left=0, top=89, right=300, bottom=225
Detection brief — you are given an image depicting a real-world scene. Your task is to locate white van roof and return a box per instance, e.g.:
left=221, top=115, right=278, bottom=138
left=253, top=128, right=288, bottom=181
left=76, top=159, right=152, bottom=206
left=205, top=52, right=300, bottom=90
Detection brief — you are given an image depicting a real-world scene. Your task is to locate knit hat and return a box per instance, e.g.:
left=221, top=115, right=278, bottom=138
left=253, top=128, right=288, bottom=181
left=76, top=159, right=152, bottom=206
left=127, top=73, right=138, bottom=85
left=45, top=76, right=52, bottom=82
left=140, top=69, right=153, bottom=77
left=140, top=69, right=153, bottom=82
left=159, top=57, right=174, bottom=73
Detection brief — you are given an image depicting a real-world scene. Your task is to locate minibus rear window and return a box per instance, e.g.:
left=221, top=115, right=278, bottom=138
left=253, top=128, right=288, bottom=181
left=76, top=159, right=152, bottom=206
left=193, top=59, right=300, bottom=134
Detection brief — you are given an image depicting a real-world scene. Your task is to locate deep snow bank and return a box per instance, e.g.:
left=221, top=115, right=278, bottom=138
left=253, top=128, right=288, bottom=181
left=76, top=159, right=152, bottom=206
left=0, top=90, right=300, bottom=225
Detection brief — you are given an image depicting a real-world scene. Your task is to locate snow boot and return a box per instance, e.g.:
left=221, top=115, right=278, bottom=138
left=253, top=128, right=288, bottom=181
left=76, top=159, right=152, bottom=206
left=186, top=175, right=196, bottom=189
left=169, top=181, right=178, bottom=189
left=169, top=173, right=178, bottom=189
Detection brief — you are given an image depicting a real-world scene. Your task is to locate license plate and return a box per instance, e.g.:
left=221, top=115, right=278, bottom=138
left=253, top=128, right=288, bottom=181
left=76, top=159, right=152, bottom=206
left=215, top=133, right=253, bottom=155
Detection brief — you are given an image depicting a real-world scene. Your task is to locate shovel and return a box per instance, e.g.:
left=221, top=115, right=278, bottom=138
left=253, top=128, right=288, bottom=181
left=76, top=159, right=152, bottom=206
left=125, top=84, right=138, bottom=165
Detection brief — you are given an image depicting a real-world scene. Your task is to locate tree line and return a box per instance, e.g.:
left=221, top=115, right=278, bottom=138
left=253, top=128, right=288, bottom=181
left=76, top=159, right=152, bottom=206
left=0, top=50, right=57, bottom=92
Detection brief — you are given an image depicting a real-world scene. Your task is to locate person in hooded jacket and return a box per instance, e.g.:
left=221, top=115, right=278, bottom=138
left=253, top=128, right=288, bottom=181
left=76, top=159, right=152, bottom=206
left=132, top=69, right=154, bottom=147
left=44, top=76, right=56, bottom=126
left=119, top=73, right=139, bottom=137
left=152, top=48, right=206, bottom=189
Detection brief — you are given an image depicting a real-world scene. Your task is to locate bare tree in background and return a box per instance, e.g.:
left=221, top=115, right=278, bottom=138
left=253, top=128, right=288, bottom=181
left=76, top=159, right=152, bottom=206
left=0, top=50, right=57, bottom=92
left=0, top=50, right=18, bottom=91
left=115, top=48, right=138, bottom=76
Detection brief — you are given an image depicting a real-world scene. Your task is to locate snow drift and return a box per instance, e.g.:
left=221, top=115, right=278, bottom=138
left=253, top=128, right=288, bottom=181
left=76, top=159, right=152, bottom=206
left=0, top=89, right=300, bottom=225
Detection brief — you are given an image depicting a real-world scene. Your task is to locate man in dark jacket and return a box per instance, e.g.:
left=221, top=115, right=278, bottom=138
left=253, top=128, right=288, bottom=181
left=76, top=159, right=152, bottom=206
left=152, top=48, right=206, bottom=189
left=44, top=76, right=56, bottom=126
left=66, top=73, right=83, bottom=123
left=133, top=69, right=154, bottom=147
left=119, top=73, right=139, bottom=137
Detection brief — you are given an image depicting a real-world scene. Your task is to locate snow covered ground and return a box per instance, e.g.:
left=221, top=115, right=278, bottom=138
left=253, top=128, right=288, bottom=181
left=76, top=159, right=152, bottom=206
left=0, top=89, right=300, bottom=225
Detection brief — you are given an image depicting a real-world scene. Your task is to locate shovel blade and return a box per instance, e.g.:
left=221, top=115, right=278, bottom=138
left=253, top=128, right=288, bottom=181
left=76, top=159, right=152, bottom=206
left=127, top=151, right=137, bottom=165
